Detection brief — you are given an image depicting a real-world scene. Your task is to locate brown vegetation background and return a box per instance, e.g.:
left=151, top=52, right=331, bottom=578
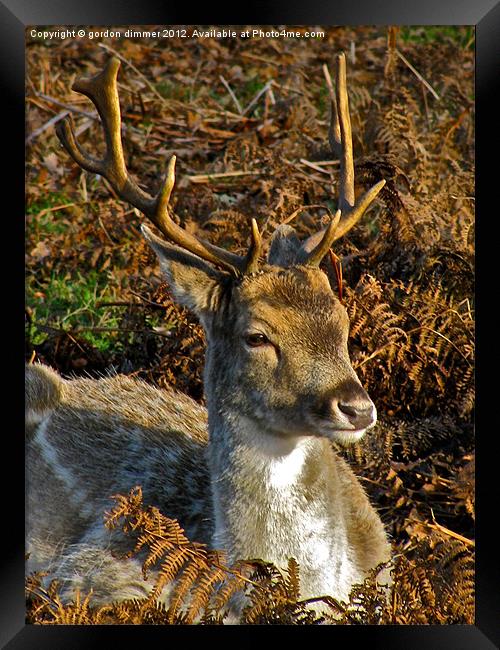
left=25, top=25, right=474, bottom=624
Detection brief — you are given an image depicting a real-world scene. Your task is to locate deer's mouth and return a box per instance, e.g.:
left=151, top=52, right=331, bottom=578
left=313, top=414, right=377, bottom=445
left=326, top=427, right=368, bottom=445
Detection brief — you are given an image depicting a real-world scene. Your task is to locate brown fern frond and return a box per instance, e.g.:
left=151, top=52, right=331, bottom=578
left=183, top=564, right=228, bottom=623
left=150, top=546, right=193, bottom=599
left=26, top=574, right=95, bottom=625
left=382, top=535, right=474, bottom=624
left=103, top=488, right=266, bottom=623
left=331, top=562, right=393, bottom=625
left=240, top=559, right=328, bottom=625
left=452, top=453, right=475, bottom=520
left=208, top=560, right=253, bottom=614
left=166, top=557, right=206, bottom=621
left=284, top=557, right=301, bottom=601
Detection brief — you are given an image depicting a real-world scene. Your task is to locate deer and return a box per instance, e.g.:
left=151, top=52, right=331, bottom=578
left=25, top=52, right=391, bottom=618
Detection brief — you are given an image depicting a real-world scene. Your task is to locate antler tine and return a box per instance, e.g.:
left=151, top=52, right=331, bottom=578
left=330, top=52, right=386, bottom=239
left=322, top=62, right=341, bottom=160
left=244, top=219, right=263, bottom=275
left=56, top=57, right=256, bottom=276
left=304, top=210, right=341, bottom=267
left=56, top=58, right=154, bottom=210
left=334, top=52, right=355, bottom=213
left=302, top=54, right=385, bottom=267
left=153, top=156, right=250, bottom=273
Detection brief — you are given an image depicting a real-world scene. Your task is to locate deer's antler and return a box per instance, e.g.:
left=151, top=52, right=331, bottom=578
left=301, top=52, right=386, bottom=266
left=56, top=57, right=261, bottom=276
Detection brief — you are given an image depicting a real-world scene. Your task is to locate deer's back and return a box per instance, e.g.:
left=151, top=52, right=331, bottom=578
left=26, top=366, right=212, bottom=557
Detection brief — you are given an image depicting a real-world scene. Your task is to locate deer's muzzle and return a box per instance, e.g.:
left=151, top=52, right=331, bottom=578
left=325, top=380, right=377, bottom=433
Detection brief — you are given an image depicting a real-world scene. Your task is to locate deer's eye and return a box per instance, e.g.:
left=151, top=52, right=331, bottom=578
left=244, top=333, right=269, bottom=348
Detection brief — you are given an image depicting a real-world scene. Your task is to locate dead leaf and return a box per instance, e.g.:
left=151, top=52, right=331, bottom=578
left=30, top=240, right=51, bottom=260
left=43, top=152, right=63, bottom=176
left=90, top=247, right=103, bottom=268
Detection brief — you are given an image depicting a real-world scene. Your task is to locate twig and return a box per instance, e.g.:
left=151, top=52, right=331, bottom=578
left=300, top=158, right=335, bottom=175
left=80, top=171, right=88, bottom=203
left=282, top=204, right=332, bottom=225
left=32, top=92, right=98, bottom=119
left=98, top=213, right=117, bottom=245
left=101, top=177, right=121, bottom=201
left=26, top=111, right=68, bottom=144
left=407, top=325, right=473, bottom=366
left=322, top=63, right=335, bottom=103
left=358, top=476, right=389, bottom=489
left=96, top=298, right=166, bottom=311
left=349, top=41, right=356, bottom=65
left=192, top=104, right=256, bottom=123
left=429, top=509, right=474, bottom=547
left=74, top=118, right=95, bottom=138
left=241, top=52, right=280, bottom=67
left=242, top=80, right=274, bottom=116
left=35, top=322, right=169, bottom=339
left=189, top=59, right=204, bottom=103
left=128, top=290, right=169, bottom=309
left=188, top=170, right=263, bottom=184
left=95, top=301, right=142, bottom=309
left=270, top=80, right=306, bottom=96
left=303, top=160, right=340, bottom=167
left=36, top=324, right=90, bottom=354
left=219, top=75, right=242, bottom=115
left=395, top=49, right=440, bottom=101
left=282, top=158, right=333, bottom=186
left=73, top=326, right=172, bottom=337
left=31, top=92, right=140, bottom=141
left=34, top=203, right=75, bottom=218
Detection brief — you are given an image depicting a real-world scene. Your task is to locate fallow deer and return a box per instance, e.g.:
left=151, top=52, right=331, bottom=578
left=26, top=53, right=391, bottom=616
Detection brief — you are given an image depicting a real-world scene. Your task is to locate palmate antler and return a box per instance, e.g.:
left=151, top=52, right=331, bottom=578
left=56, top=53, right=384, bottom=275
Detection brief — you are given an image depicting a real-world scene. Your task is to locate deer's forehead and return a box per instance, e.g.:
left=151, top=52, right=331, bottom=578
left=236, top=267, right=335, bottom=303
left=232, top=268, right=347, bottom=332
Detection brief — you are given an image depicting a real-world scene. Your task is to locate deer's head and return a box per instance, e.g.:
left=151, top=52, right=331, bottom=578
left=56, top=54, right=385, bottom=445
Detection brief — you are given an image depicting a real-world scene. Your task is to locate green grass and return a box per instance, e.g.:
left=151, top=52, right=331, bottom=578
left=155, top=80, right=191, bottom=101
left=399, top=26, right=474, bottom=49
left=239, top=77, right=266, bottom=102
left=316, top=84, right=330, bottom=118
left=205, top=76, right=269, bottom=115
left=27, top=191, right=73, bottom=237
left=26, top=268, right=124, bottom=352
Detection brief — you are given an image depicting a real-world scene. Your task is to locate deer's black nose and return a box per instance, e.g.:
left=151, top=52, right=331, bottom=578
left=329, top=381, right=377, bottom=430
left=337, top=400, right=375, bottom=429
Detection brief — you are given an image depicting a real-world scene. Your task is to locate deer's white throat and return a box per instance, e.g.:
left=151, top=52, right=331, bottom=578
left=207, top=415, right=359, bottom=601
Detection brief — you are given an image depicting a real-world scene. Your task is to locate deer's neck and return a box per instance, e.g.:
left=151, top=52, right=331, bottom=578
left=206, top=411, right=359, bottom=600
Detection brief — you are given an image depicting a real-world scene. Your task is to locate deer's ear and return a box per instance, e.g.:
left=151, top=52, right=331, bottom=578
left=267, top=225, right=302, bottom=267
left=142, top=225, right=224, bottom=318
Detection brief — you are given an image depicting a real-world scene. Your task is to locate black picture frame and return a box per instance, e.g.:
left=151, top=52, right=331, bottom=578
left=7, top=0, right=500, bottom=647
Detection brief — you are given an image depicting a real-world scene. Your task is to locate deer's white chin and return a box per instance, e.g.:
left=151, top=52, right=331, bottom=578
left=330, top=428, right=367, bottom=445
